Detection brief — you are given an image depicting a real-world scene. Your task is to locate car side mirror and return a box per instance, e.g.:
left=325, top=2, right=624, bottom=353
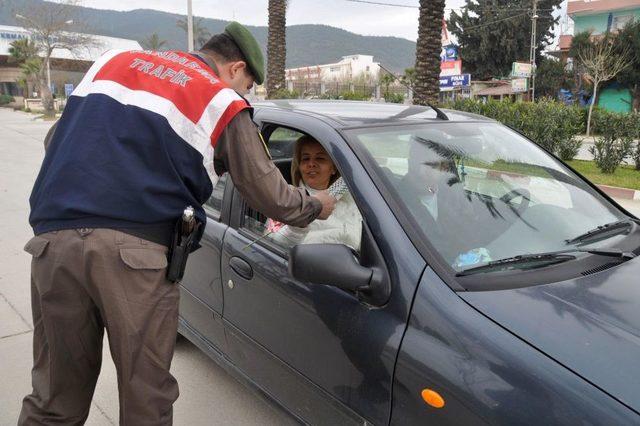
left=289, top=244, right=373, bottom=293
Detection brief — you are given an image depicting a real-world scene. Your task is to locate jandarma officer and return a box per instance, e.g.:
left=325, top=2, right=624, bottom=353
left=19, top=22, right=336, bottom=425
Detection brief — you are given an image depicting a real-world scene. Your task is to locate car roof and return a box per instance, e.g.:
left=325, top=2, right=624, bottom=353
left=252, top=99, right=492, bottom=128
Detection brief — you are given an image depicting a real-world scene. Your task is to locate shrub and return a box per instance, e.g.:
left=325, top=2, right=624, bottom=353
left=0, top=94, right=15, bottom=105
left=269, top=89, right=300, bottom=100
left=384, top=92, right=405, bottom=104
left=633, top=143, right=640, bottom=171
left=340, top=91, right=371, bottom=101
left=631, top=113, right=640, bottom=171
left=318, top=93, right=339, bottom=100
left=446, top=99, right=583, bottom=160
left=589, top=112, right=637, bottom=174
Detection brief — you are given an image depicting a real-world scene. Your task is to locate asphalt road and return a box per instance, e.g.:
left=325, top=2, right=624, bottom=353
left=0, top=108, right=297, bottom=426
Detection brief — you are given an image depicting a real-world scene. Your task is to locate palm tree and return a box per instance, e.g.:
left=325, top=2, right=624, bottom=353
left=19, top=57, right=42, bottom=98
left=9, top=39, right=40, bottom=97
left=176, top=17, right=210, bottom=50
left=8, top=38, right=39, bottom=64
left=379, top=72, right=396, bottom=96
left=141, top=33, right=168, bottom=51
left=413, top=0, right=445, bottom=105
left=267, top=0, right=287, bottom=97
left=401, top=67, right=417, bottom=88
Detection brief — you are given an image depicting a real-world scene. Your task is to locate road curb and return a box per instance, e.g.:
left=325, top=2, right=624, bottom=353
left=597, top=184, right=640, bottom=201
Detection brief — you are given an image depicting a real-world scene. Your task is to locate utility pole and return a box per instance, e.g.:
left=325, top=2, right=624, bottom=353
left=529, top=0, right=538, bottom=101
left=187, top=0, right=194, bottom=51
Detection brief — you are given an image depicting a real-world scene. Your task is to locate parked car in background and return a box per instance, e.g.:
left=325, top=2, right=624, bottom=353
left=178, top=101, right=640, bottom=425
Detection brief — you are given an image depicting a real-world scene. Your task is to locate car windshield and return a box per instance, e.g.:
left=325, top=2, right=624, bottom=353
left=347, top=122, right=629, bottom=273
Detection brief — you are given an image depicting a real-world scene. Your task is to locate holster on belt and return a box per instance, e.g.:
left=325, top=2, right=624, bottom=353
left=167, top=207, right=200, bottom=283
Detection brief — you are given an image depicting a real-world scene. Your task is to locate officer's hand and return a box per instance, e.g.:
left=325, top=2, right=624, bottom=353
left=314, top=191, right=337, bottom=220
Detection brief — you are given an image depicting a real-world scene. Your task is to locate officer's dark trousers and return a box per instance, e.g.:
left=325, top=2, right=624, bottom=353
left=18, top=229, right=180, bottom=426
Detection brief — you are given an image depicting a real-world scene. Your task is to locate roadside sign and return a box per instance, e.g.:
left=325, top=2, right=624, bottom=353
left=440, top=60, right=462, bottom=77
left=64, top=83, right=74, bottom=97
left=440, top=74, right=471, bottom=90
left=512, top=62, right=532, bottom=78
left=511, top=78, right=529, bottom=93
left=440, top=44, right=459, bottom=62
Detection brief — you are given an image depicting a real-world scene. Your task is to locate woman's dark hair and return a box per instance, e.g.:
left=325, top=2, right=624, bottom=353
left=200, top=34, right=246, bottom=63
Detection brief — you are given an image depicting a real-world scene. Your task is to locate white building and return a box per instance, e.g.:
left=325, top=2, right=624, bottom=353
left=0, top=25, right=141, bottom=100
left=285, top=54, right=381, bottom=84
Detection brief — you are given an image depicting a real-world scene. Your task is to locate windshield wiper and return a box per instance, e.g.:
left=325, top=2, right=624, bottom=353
left=456, top=247, right=636, bottom=277
left=565, top=219, right=636, bottom=245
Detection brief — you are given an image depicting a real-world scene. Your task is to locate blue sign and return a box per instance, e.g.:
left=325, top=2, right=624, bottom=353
left=64, top=83, right=74, bottom=97
left=0, top=32, right=28, bottom=40
left=440, top=44, right=459, bottom=62
left=440, top=74, right=471, bottom=89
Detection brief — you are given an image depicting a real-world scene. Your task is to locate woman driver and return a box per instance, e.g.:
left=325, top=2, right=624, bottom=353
left=269, top=135, right=362, bottom=251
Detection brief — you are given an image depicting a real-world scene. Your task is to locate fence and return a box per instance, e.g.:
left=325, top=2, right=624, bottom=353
left=287, top=80, right=410, bottom=101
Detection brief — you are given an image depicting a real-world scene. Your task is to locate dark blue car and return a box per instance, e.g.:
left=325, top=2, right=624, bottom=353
left=178, top=100, right=640, bottom=425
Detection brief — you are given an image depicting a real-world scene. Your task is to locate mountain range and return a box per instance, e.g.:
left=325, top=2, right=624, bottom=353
left=0, top=0, right=417, bottom=72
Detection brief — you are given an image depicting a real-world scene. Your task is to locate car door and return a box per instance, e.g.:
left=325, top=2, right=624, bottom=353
left=178, top=173, right=232, bottom=351
left=219, top=112, right=426, bottom=425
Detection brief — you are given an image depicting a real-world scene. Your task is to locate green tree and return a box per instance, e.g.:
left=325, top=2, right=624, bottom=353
left=176, top=17, right=210, bottom=49
left=448, top=0, right=562, bottom=80
left=578, top=38, right=630, bottom=136
left=8, top=38, right=40, bottom=97
left=14, top=0, right=97, bottom=117
left=7, top=38, right=39, bottom=64
left=141, top=33, right=167, bottom=51
left=379, top=71, right=395, bottom=96
left=414, top=0, right=445, bottom=105
left=401, top=67, right=416, bottom=88
left=267, top=0, right=287, bottom=98
left=18, top=57, right=42, bottom=98
left=535, top=56, right=571, bottom=99
left=613, top=20, right=640, bottom=112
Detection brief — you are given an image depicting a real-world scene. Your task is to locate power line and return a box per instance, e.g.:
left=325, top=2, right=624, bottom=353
left=344, top=0, right=552, bottom=12
left=345, top=0, right=416, bottom=8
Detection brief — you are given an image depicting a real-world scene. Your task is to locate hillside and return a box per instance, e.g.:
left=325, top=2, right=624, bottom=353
left=0, top=0, right=416, bottom=72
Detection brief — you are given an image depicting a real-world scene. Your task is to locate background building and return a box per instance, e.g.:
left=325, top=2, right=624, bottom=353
left=553, top=0, right=640, bottom=112
left=0, top=25, right=141, bottom=106
left=570, top=0, right=640, bottom=35
left=285, top=54, right=380, bottom=84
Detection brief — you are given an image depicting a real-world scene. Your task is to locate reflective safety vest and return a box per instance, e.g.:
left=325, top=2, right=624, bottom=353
left=29, top=50, right=249, bottom=238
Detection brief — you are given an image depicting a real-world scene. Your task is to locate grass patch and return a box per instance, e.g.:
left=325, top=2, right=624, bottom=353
left=566, top=160, right=640, bottom=190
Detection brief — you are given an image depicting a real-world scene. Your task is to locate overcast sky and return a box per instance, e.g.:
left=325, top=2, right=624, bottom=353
left=77, top=0, right=467, bottom=41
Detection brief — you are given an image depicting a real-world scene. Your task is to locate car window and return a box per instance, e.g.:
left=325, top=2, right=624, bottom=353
left=267, top=127, right=303, bottom=160
left=347, top=123, right=627, bottom=274
left=240, top=128, right=363, bottom=256
left=204, top=173, right=228, bottom=217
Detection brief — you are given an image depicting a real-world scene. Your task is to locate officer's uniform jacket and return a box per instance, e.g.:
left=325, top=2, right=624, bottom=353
left=29, top=50, right=251, bottom=241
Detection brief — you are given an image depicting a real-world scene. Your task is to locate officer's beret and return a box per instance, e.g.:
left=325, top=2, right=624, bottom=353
left=224, top=22, right=265, bottom=85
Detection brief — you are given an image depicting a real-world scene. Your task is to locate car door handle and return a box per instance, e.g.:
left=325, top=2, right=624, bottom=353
left=229, top=256, right=253, bottom=280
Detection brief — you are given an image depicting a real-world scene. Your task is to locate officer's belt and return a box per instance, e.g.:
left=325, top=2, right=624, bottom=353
left=117, top=224, right=174, bottom=248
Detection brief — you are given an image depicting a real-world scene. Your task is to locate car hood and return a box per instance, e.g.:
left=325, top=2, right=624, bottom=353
left=460, top=257, right=640, bottom=413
